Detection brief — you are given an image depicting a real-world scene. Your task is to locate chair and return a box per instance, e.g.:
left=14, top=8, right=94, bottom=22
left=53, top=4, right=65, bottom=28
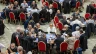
left=52, top=2, right=58, bottom=9
left=74, top=40, right=80, bottom=50
left=53, top=20, right=58, bottom=28
left=9, top=12, right=16, bottom=24
left=85, top=13, right=91, bottom=19
left=10, top=0, right=14, bottom=3
left=38, top=41, right=46, bottom=53
left=70, top=40, right=80, bottom=54
left=54, top=16, right=59, bottom=28
left=45, top=1, right=49, bottom=7
left=92, top=4, right=96, bottom=8
left=19, top=12, right=26, bottom=24
left=75, top=1, right=80, bottom=9
left=94, top=4, right=96, bottom=8
left=60, top=42, right=68, bottom=53
left=54, top=16, right=59, bottom=23
left=57, top=22, right=63, bottom=31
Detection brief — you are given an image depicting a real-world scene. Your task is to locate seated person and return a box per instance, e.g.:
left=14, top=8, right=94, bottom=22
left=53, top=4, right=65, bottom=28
left=85, top=17, right=95, bottom=25
left=21, top=0, right=28, bottom=9
left=60, top=16, right=69, bottom=25
left=47, top=23, right=56, bottom=34
left=11, top=7, right=18, bottom=20
left=11, top=27, right=22, bottom=46
left=34, top=23, right=44, bottom=34
left=92, top=44, right=96, bottom=54
left=61, top=24, right=72, bottom=34
left=72, top=26, right=81, bottom=39
left=16, top=46, right=25, bottom=54
left=54, top=34, right=64, bottom=51
left=65, top=33, right=76, bottom=50
left=6, top=43, right=17, bottom=54
left=70, top=17, right=83, bottom=27
left=55, top=10, right=63, bottom=19
left=38, top=33, right=47, bottom=43
left=72, top=10, right=80, bottom=20
left=14, top=1, right=19, bottom=9
left=46, top=4, right=53, bottom=15
left=30, top=1, right=37, bottom=9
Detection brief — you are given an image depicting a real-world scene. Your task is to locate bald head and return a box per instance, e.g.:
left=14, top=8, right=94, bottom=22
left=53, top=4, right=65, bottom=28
left=16, top=27, right=21, bottom=32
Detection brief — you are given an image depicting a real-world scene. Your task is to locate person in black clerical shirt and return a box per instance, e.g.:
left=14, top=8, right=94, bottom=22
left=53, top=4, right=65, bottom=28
left=54, top=34, right=64, bottom=53
left=24, top=31, right=36, bottom=52
left=5, top=5, right=12, bottom=23
left=79, top=29, right=88, bottom=51
left=17, top=6, right=27, bottom=15
left=30, top=1, right=37, bottom=9
left=18, top=30, right=25, bottom=46
left=55, top=10, right=63, bottom=19
left=60, top=16, right=69, bottom=25
left=38, top=33, right=47, bottom=43
left=11, top=7, right=18, bottom=20
left=38, top=33, right=49, bottom=54
left=6, top=43, right=17, bottom=54
left=34, top=23, right=44, bottom=34
left=61, top=25, right=72, bottom=35
left=14, top=1, right=19, bottom=9
left=11, top=27, right=21, bottom=46
left=63, top=0, right=71, bottom=14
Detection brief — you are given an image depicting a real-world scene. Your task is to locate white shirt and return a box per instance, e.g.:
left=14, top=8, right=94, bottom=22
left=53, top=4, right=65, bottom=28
left=47, top=27, right=56, bottom=33
left=47, top=9, right=53, bottom=14
left=72, top=31, right=81, bottom=39
left=21, top=3, right=28, bottom=9
left=86, top=19, right=94, bottom=24
left=70, top=19, right=83, bottom=27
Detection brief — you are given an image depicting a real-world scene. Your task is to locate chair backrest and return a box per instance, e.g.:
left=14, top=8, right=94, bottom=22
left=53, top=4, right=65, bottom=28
left=76, top=1, right=80, bottom=9
left=38, top=41, right=46, bottom=52
left=45, top=1, right=49, bottom=7
left=60, top=42, right=68, bottom=52
left=9, top=12, right=15, bottom=20
left=52, top=2, right=58, bottom=9
left=85, top=13, right=91, bottom=19
left=10, top=0, right=14, bottom=3
left=74, top=40, right=80, bottom=50
left=54, top=16, right=59, bottom=23
left=92, top=4, right=96, bottom=8
left=94, top=4, right=96, bottom=8
left=57, top=22, right=63, bottom=31
left=19, top=12, right=26, bottom=20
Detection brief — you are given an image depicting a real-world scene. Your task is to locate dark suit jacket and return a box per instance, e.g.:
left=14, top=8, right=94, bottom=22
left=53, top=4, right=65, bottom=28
left=79, top=33, right=88, bottom=51
left=11, top=9, right=18, bottom=19
left=30, top=4, right=37, bottom=9
left=38, top=37, right=47, bottom=44
left=11, top=32, right=20, bottom=46
left=5, top=9, right=11, bottom=18
left=54, top=37, right=64, bottom=50
left=17, top=8, right=27, bottom=16
left=0, top=19, right=5, bottom=35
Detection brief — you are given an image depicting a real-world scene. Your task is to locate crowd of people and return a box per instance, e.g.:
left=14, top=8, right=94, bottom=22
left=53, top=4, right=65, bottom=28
left=0, top=0, right=96, bottom=54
